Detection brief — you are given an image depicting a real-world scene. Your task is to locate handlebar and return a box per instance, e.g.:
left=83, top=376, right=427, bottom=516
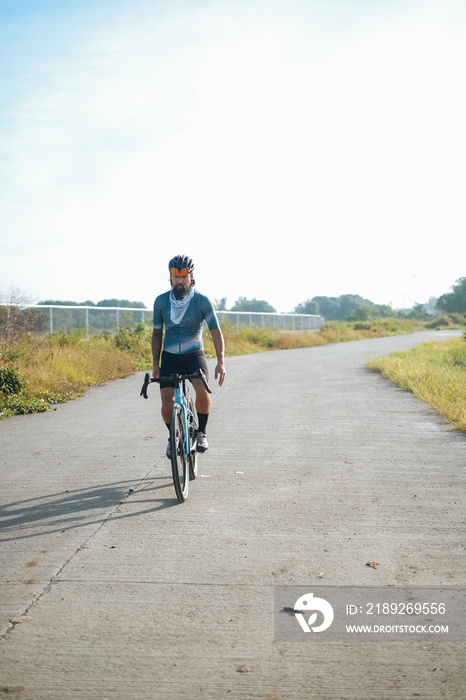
left=140, top=369, right=212, bottom=399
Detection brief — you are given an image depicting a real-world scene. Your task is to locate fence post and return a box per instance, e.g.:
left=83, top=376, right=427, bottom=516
left=49, top=307, right=53, bottom=335
left=85, top=308, right=89, bottom=340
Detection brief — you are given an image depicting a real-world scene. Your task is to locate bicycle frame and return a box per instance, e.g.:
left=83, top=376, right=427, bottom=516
left=140, top=369, right=211, bottom=502
left=174, top=381, right=196, bottom=456
left=140, top=371, right=210, bottom=454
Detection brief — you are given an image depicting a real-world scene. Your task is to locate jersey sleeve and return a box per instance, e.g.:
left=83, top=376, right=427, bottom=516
left=152, top=294, right=165, bottom=329
left=200, top=295, right=220, bottom=332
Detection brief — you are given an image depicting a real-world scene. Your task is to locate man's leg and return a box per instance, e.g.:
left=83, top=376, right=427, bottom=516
left=191, top=379, right=210, bottom=451
left=160, top=387, right=175, bottom=424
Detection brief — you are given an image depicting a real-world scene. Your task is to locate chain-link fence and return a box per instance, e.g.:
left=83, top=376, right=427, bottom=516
left=25, top=306, right=148, bottom=337
left=216, top=311, right=324, bottom=331
left=25, top=305, right=324, bottom=337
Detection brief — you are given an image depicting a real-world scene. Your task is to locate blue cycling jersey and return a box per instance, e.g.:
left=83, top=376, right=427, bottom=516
left=153, top=289, right=219, bottom=354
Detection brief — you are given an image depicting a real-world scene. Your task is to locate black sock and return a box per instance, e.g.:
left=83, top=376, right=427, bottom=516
left=197, top=413, right=209, bottom=434
left=165, top=423, right=170, bottom=431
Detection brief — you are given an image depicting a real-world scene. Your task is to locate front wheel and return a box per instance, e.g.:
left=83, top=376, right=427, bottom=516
left=170, top=404, right=189, bottom=502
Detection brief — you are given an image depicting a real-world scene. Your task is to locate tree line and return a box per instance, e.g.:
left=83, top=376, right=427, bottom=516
left=216, top=278, right=466, bottom=321
left=34, top=277, right=466, bottom=320
left=216, top=294, right=404, bottom=320
left=436, top=277, right=466, bottom=314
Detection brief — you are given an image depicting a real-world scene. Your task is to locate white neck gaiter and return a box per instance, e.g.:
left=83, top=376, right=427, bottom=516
left=169, top=287, right=194, bottom=324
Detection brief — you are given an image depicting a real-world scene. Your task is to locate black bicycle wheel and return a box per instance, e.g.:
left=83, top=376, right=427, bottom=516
left=170, top=404, right=189, bottom=502
left=187, top=394, right=199, bottom=480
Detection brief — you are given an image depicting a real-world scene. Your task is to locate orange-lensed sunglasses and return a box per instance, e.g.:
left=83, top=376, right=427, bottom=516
left=171, top=267, right=190, bottom=277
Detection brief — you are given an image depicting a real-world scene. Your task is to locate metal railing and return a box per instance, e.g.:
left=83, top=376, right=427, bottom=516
left=26, top=305, right=149, bottom=338
left=25, top=305, right=324, bottom=337
left=216, top=311, right=324, bottom=331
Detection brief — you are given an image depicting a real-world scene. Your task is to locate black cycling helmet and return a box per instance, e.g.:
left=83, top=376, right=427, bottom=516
left=168, top=254, right=195, bottom=275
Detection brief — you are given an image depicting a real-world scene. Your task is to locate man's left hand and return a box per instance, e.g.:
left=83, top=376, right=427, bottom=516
left=215, top=362, right=226, bottom=387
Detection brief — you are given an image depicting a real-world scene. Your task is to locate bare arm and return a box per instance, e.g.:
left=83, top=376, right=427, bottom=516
left=152, top=328, right=163, bottom=377
left=211, top=327, right=226, bottom=386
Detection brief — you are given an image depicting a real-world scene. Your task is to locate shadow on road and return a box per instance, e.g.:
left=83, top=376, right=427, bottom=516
left=0, top=477, right=179, bottom=542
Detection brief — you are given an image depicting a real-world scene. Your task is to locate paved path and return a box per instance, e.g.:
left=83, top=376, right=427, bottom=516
left=0, top=331, right=465, bottom=699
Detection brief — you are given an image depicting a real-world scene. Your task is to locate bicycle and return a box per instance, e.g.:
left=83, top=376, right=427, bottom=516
left=140, top=369, right=212, bottom=502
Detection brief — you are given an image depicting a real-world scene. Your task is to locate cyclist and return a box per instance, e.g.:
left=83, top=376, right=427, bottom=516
left=152, top=254, right=226, bottom=457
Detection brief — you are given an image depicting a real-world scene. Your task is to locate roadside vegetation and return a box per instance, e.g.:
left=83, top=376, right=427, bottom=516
left=0, top=328, right=147, bottom=418
left=0, top=315, right=416, bottom=418
left=203, top=318, right=414, bottom=356
left=368, top=334, right=466, bottom=432
left=2, top=281, right=466, bottom=422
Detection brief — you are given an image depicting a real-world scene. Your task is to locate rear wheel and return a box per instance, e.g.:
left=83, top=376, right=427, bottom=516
left=170, top=404, right=189, bottom=502
left=187, top=394, right=199, bottom=480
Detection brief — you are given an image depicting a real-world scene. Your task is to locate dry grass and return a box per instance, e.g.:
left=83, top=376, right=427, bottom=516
left=26, top=337, right=136, bottom=398
left=0, top=333, right=137, bottom=416
left=203, top=318, right=415, bottom=357
left=368, top=337, right=466, bottom=432
left=1, top=317, right=415, bottom=417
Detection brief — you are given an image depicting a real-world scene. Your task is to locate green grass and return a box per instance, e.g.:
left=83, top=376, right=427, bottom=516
left=1, top=317, right=415, bottom=418
left=368, top=335, right=466, bottom=432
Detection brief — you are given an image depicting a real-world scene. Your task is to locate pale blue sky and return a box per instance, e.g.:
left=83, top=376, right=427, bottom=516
left=1, top=0, right=465, bottom=311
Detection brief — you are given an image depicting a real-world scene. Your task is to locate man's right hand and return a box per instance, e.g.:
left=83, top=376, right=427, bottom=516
left=152, top=365, right=161, bottom=379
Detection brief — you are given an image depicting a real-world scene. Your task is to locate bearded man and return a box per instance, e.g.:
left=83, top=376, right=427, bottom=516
left=152, top=254, right=226, bottom=456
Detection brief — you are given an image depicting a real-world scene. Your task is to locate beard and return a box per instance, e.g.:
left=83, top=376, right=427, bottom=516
left=172, top=283, right=189, bottom=300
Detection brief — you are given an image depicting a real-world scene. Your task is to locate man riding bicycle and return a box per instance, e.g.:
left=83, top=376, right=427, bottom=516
left=152, top=254, right=226, bottom=457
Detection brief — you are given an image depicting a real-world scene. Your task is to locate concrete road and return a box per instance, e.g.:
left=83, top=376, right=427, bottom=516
left=0, top=331, right=465, bottom=699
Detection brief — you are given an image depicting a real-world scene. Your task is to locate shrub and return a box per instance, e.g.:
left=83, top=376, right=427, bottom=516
left=0, top=366, right=27, bottom=395
left=0, top=365, right=48, bottom=418
left=0, top=394, right=49, bottom=417
left=425, top=313, right=466, bottom=329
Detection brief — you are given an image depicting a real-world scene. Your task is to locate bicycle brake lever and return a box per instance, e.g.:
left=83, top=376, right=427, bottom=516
left=140, top=372, right=150, bottom=399
left=199, top=369, right=212, bottom=394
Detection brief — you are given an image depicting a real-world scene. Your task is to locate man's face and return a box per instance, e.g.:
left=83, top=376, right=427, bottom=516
left=171, top=272, right=192, bottom=298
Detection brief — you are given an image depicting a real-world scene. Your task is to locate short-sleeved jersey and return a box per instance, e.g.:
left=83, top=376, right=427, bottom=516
left=153, top=289, right=219, bottom=354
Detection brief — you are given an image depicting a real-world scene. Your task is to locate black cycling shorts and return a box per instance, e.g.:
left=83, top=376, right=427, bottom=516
left=159, top=350, right=209, bottom=390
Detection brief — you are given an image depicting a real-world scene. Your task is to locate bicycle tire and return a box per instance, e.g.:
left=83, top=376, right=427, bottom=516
left=170, top=404, right=189, bottom=502
left=187, top=394, right=199, bottom=480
